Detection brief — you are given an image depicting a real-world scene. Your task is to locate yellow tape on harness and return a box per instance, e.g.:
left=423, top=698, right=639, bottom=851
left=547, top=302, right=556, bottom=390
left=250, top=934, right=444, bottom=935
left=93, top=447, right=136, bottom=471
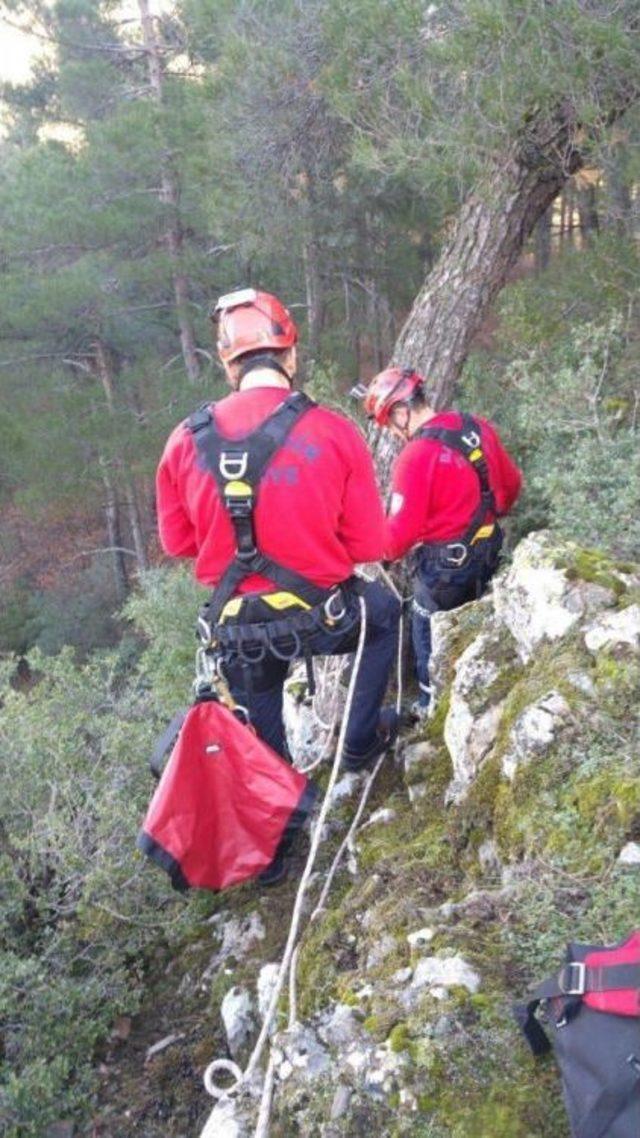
left=219, top=591, right=311, bottom=623
left=471, top=523, right=496, bottom=544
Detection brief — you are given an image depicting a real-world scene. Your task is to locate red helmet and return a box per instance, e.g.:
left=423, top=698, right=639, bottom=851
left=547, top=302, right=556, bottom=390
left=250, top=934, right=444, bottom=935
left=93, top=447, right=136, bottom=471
left=213, top=288, right=298, bottom=363
left=363, top=366, right=424, bottom=427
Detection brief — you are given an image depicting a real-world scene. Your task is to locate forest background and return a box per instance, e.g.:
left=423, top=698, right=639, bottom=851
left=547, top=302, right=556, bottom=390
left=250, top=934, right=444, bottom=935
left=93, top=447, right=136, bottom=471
left=0, top=1, right=639, bottom=1134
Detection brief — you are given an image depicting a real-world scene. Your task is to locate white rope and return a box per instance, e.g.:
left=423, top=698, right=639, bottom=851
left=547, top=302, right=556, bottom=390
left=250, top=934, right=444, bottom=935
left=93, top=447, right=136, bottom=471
left=253, top=1055, right=276, bottom=1138
left=310, top=750, right=386, bottom=920
left=200, top=567, right=407, bottom=1138
left=244, top=595, right=368, bottom=1084
left=199, top=596, right=369, bottom=1137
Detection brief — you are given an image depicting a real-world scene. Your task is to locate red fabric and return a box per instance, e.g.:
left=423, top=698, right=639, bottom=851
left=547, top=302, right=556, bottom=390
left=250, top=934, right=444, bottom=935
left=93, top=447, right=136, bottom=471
left=156, top=386, right=385, bottom=591
left=584, top=931, right=640, bottom=1017
left=139, top=700, right=313, bottom=891
left=385, top=411, right=522, bottom=560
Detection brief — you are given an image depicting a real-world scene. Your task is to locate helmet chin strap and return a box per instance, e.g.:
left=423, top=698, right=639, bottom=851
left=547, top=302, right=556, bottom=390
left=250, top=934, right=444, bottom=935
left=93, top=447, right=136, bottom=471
left=237, top=352, right=292, bottom=384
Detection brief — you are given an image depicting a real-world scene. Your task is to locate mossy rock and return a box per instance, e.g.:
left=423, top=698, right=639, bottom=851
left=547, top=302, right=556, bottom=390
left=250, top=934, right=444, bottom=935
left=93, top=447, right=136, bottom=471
left=553, top=543, right=635, bottom=600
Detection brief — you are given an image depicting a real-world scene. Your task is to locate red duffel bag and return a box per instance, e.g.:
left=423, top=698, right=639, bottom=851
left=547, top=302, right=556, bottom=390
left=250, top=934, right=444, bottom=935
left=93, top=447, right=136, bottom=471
left=137, top=694, right=317, bottom=892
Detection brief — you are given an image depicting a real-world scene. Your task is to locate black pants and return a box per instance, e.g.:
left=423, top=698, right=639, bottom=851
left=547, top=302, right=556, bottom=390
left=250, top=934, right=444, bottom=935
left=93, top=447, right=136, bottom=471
left=411, top=528, right=503, bottom=707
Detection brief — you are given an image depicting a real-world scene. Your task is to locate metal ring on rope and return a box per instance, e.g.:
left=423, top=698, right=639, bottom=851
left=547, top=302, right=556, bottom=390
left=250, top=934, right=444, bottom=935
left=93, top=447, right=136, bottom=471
left=203, top=1057, right=243, bottom=1100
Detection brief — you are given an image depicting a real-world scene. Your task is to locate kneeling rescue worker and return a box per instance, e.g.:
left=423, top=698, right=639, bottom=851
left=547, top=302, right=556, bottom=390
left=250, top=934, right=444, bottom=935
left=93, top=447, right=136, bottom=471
left=156, top=288, right=401, bottom=877
left=363, top=367, right=522, bottom=718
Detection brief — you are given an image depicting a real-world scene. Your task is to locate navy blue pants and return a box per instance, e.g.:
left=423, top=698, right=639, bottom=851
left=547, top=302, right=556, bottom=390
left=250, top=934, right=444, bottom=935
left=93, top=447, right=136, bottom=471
left=222, top=580, right=400, bottom=759
left=412, top=529, right=503, bottom=709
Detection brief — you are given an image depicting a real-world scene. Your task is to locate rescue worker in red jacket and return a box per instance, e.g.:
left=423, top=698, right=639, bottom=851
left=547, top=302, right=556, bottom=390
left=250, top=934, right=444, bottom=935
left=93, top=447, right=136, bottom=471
left=157, top=289, right=401, bottom=771
left=363, top=366, right=522, bottom=718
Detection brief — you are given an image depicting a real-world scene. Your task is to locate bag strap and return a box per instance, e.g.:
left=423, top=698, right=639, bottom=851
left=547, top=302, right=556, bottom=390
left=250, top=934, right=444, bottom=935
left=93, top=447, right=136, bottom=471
left=188, top=392, right=330, bottom=623
left=417, top=413, right=497, bottom=546
left=515, top=961, right=640, bottom=1056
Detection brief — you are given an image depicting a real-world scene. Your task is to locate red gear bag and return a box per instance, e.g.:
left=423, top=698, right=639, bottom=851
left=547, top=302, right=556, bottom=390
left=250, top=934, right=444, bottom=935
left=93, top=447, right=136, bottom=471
left=137, top=696, right=316, bottom=892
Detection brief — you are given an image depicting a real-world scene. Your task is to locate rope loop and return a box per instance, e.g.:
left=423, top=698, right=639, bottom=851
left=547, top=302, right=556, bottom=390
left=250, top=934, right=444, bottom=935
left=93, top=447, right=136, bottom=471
left=203, top=1057, right=243, bottom=1100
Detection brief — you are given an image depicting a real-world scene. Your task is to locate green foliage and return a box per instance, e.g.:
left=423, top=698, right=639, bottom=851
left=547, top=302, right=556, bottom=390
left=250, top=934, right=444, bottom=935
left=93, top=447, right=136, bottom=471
left=0, top=570, right=210, bottom=1133
left=123, top=565, right=207, bottom=712
left=463, top=240, right=640, bottom=560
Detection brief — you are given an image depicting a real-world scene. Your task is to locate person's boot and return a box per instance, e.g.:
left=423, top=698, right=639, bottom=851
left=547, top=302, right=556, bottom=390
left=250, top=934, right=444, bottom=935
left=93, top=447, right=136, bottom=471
left=341, top=707, right=399, bottom=773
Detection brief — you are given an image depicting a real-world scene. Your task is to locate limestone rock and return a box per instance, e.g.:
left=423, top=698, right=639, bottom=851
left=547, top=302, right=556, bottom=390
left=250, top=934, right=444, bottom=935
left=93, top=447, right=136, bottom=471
left=407, top=927, right=435, bottom=950
left=203, top=911, right=266, bottom=982
left=275, top=1023, right=331, bottom=1081
left=199, top=1098, right=248, bottom=1138
left=408, top=782, right=428, bottom=805
left=221, top=987, right=256, bottom=1060
left=478, top=839, right=502, bottom=875
left=330, top=1085, right=352, bottom=1120
left=330, top=773, right=362, bottom=805
left=502, top=691, right=571, bottom=781
left=363, top=1044, right=409, bottom=1096
left=493, top=532, right=616, bottom=662
left=257, top=963, right=280, bottom=1027
left=410, top=954, right=481, bottom=995
left=618, top=842, right=640, bottom=866
left=392, top=966, right=414, bottom=985
left=429, top=598, right=491, bottom=697
left=444, top=687, right=504, bottom=803
left=317, top=1003, right=362, bottom=1048
left=403, top=740, right=438, bottom=777
left=366, top=933, right=397, bottom=970
left=584, top=604, right=640, bottom=653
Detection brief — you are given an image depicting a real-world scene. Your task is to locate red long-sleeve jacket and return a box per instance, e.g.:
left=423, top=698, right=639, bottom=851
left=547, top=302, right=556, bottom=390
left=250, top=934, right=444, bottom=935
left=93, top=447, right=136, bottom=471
left=156, top=386, right=386, bottom=593
left=385, top=411, right=522, bottom=561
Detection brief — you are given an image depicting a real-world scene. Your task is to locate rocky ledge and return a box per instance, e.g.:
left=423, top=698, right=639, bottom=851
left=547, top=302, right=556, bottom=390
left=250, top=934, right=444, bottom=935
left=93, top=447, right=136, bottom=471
left=199, top=532, right=640, bottom=1137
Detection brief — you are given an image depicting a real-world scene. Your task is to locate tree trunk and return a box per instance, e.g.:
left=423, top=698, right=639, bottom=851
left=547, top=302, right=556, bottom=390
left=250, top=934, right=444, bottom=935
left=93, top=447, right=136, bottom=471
left=123, top=477, right=149, bottom=573
left=604, top=145, right=633, bottom=236
left=99, top=457, right=128, bottom=603
left=534, top=204, right=553, bottom=273
left=392, top=95, right=637, bottom=407
left=302, top=233, right=323, bottom=363
left=137, top=0, right=201, bottom=384
left=577, top=184, right=600, bottom=244
left=92, top=339, right=149, bottom=576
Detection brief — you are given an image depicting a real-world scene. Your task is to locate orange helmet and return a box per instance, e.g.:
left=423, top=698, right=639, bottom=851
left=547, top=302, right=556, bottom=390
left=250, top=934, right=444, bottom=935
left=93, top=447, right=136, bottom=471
left=363, top=366, right=424, bottom=427
left=213, top=288, right=298, bottom=364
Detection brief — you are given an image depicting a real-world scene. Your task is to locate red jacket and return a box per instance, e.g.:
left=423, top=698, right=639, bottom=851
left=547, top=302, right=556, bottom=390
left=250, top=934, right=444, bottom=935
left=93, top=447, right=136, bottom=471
left=157, top=386, right=385, bottom=592
left=385, top=411, right=522, bottom=561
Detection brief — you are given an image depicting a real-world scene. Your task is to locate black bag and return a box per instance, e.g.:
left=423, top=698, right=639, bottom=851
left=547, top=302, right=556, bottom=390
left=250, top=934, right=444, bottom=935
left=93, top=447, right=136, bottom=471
left=516, top=932, right=640, bottom=1138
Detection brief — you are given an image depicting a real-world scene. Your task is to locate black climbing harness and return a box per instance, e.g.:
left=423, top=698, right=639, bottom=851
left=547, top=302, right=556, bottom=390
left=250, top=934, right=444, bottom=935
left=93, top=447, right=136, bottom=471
left=416, top=412, right=498, bottom=568
left=188, top=391, right=351, bottom=694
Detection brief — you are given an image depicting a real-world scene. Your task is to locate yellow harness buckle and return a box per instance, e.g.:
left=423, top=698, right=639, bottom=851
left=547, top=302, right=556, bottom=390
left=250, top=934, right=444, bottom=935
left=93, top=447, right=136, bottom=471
left=223, top=480, right=252, bottom=498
